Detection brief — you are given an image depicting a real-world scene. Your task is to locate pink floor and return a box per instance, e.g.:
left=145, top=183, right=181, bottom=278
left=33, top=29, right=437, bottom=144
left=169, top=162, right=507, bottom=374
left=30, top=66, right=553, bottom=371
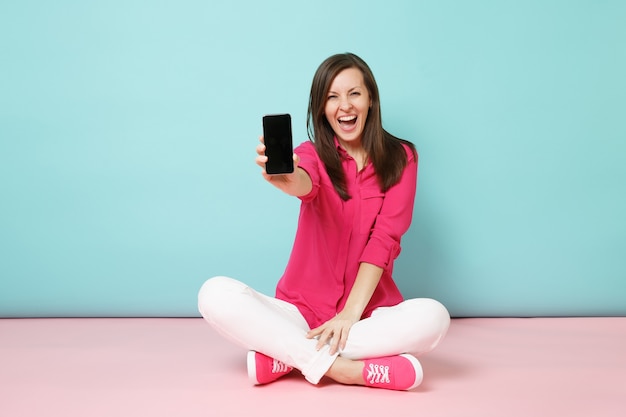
left=1, top=317, right=625, bottom=417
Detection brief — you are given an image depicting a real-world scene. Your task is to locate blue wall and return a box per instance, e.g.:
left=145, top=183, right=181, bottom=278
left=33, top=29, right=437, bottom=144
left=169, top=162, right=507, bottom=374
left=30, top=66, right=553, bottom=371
left=1, top=1, right=625, bottom=317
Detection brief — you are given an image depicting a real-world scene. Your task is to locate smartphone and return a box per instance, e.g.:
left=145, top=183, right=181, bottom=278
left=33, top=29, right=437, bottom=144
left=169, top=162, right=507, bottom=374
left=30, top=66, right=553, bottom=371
left=262, top=113, right=294, bottom=175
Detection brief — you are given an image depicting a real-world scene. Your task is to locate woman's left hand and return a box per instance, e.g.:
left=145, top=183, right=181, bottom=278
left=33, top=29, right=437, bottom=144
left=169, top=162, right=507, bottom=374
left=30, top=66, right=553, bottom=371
left=306, top=311, right=360, bottom=355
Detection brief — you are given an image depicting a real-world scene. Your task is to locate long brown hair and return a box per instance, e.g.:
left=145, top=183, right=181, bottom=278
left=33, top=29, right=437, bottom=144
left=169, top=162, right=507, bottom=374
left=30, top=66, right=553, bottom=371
left=306, top=53, right=417, bottom=200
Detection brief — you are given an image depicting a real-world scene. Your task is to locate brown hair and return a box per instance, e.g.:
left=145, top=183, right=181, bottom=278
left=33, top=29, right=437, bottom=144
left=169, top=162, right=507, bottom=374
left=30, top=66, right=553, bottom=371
left=306, top=53, right=417, bottom=200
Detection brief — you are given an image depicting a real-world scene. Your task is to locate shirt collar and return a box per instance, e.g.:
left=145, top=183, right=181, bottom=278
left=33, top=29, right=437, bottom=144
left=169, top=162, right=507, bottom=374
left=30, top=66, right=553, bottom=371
left=334, top=136, right=350, bottom=159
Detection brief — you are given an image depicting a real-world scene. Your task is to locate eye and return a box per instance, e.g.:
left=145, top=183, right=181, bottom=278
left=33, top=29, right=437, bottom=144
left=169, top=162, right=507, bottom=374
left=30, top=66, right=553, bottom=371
left=327, top=94, right=338, bottom=100
left=350, top=91, right=361, bottom=96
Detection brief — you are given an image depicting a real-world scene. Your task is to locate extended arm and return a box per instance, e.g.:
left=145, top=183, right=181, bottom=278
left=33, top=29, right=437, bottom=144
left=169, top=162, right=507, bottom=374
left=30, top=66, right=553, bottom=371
left=256, top=136, right=312, bottom=197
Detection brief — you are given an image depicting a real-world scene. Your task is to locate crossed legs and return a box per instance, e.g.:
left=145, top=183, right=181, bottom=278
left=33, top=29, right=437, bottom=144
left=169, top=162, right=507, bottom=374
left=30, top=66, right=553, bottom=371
left=198, top=276, right=450, bottom=387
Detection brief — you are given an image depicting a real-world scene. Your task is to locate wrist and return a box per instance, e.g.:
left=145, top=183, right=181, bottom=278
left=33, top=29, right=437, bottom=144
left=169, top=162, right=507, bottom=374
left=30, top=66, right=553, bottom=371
left=338, top=306, right=364, bottom=322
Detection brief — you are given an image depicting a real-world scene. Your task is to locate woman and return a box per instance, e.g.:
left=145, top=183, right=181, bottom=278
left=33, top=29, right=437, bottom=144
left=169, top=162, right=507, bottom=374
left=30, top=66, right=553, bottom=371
left=198, top=53, right=449, bottom=391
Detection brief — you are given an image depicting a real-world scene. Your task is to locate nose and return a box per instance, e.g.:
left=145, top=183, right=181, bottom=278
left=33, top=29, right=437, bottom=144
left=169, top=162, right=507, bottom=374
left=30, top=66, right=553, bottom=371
left=339, top=96, right=352, bottom=110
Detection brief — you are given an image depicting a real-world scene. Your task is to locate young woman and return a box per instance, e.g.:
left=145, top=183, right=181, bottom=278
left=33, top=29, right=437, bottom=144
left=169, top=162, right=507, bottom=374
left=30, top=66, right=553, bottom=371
left=198, top=53, right=450, bottom=391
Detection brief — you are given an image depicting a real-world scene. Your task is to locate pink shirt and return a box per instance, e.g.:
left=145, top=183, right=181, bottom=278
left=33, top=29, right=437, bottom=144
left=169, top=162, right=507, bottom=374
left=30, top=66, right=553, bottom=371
left=275, top=140, right=418, bottom=328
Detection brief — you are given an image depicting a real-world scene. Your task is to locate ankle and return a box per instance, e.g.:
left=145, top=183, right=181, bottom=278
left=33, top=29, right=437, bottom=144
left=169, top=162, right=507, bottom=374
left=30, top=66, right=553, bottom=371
left=326, top=356, right=365, bottom=385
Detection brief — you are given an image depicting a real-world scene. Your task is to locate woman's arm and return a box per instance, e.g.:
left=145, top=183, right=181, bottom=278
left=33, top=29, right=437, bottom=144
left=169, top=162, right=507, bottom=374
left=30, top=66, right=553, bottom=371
left=359, top=147, right=418, bottom=268
left=256, top=136, right=312, bottom=197
left=307, top=262, right=383, bottom=355
left=339, top=262, right=383, bottom=323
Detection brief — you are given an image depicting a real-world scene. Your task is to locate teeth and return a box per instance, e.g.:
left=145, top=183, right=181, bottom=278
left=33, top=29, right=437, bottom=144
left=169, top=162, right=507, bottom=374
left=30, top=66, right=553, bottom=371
left=339, top=116, right=357, bottom=122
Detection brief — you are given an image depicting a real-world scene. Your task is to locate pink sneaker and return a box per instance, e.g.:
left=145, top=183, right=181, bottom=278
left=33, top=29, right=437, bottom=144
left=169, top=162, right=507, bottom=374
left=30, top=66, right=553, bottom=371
left=362, top=354, right=423, bottom=391
left=247, top=351, right=293, bottom=385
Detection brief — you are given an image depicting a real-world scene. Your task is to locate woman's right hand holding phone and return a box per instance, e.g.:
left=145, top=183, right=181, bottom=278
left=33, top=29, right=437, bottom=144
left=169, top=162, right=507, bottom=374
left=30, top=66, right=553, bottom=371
left=256, top=136, right=312, bottom=197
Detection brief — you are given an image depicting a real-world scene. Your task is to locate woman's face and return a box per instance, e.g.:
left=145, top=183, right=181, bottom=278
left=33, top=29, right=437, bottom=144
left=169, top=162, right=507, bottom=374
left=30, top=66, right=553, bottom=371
left=324, top=67, right=371, bottom=148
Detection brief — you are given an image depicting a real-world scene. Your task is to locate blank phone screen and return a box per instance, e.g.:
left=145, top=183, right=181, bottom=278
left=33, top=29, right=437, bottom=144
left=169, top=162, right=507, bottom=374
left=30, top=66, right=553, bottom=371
left=263, top=114, right=294, bottom=175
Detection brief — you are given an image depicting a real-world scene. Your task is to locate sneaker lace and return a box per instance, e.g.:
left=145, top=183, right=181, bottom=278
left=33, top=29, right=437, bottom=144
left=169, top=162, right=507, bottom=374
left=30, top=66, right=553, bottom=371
left=366, top=363, right=390, bottom=384
left=271, top=359, right=290, bottom=374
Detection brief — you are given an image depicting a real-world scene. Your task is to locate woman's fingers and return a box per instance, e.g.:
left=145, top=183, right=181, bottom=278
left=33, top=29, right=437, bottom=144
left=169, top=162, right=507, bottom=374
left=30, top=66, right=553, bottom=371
left=306, top=326, right=323, bottom=343
left=316, top=328, right=333, bottom=351
left=337, top=327, right=349, bottom=352
left=256, top=136, right=268, bottom=169
left=255, top=154, right=268, bottom=168
left=307, top=322, right=350, bottom=355
left=324, top=328, right=340, bottom=352
left=307, top=325, right=328, bottom=350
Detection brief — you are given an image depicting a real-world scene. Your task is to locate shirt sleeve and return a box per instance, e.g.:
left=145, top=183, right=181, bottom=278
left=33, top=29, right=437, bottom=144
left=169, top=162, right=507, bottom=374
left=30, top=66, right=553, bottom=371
left=359, top=146, right=418, bottom=269
left=294, top=141, right=321, bottom=203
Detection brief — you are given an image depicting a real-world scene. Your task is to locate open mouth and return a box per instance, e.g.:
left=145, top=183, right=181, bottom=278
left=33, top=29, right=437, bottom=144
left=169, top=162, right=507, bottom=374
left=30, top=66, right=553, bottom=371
left=338, top=115, right=357, bottom=127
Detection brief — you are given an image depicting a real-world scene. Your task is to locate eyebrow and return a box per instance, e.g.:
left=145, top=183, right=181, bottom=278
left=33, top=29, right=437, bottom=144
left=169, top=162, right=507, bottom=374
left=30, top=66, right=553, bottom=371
left=327, top=86, right=363, bottom=95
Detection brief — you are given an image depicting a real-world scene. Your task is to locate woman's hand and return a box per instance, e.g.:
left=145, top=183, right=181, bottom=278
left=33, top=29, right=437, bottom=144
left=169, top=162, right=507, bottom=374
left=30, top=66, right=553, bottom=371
left=307, top=263, right=384, bottom=355
left=306, top=310, right=361, bottom=355
left=256, top=136, right=312, bottom=196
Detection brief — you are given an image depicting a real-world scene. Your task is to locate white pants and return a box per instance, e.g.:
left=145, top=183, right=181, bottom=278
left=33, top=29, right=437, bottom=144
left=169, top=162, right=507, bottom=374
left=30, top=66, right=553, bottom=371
left=197, top=276, right=450, bottom=384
